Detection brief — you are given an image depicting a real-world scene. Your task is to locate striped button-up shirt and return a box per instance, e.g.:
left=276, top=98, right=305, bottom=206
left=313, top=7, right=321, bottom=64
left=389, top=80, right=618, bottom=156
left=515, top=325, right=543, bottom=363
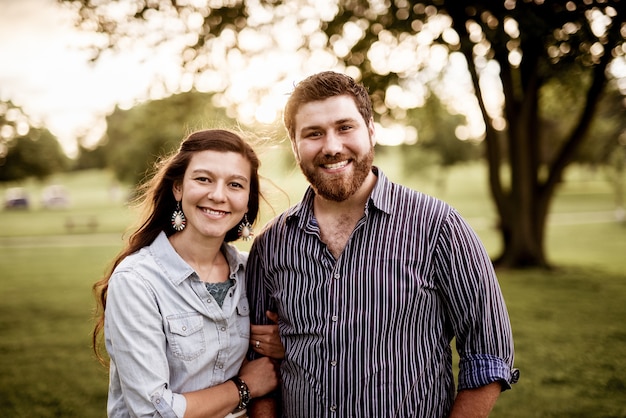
left=247, top=168, right=516, bottom=417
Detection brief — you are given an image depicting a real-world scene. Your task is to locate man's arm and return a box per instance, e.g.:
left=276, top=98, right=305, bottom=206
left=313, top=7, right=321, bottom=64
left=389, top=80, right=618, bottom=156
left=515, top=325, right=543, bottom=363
left=448, top=382, right=502, bottom=418
left=248, top=395, right=278, bottom=418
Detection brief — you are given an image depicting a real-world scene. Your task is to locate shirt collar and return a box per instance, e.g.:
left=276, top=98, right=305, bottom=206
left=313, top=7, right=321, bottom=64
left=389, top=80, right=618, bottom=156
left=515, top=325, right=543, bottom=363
left=149, top=231, right=246, bottom=286
left=286, top=166, right=393, bottom=227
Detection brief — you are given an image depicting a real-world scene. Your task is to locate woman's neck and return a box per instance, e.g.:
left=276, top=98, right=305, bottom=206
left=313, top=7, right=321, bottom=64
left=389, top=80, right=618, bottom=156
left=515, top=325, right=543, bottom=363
left=168, top=231, right=229, bottom=283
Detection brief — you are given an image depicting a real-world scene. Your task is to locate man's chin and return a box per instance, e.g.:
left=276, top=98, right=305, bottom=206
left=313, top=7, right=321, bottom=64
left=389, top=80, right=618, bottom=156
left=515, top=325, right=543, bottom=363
left=311, top=181, right=353, bottom=202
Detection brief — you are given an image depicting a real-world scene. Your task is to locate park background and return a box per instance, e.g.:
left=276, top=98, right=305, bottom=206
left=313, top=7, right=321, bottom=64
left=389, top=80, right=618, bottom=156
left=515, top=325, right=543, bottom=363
left=1, top=0, right=626, bottom=417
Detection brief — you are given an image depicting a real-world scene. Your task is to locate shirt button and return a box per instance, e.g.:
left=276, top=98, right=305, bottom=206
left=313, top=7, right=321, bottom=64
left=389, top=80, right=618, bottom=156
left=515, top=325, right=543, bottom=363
left=220, top=326, right=226, bottom=332
left=330, top=360, right=337, bottom=367
left=182, top=326, right=187, bottom=331
left=330, top=404, right=337, bottom=412
left=331, top=315, right=338, bottom=322
left=207, top=299, right=212, bottom=303
left=334, top=273, right=340, bottom=280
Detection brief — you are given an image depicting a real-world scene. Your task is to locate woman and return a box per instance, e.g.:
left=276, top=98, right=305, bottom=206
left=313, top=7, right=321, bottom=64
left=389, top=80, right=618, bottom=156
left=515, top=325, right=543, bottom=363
left=92, top=129, right=279, bottom=418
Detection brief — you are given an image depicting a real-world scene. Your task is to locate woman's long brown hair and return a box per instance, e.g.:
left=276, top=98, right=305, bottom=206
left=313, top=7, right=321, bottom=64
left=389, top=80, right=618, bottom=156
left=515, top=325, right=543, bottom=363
left=92, top=129, right=261, bottom=364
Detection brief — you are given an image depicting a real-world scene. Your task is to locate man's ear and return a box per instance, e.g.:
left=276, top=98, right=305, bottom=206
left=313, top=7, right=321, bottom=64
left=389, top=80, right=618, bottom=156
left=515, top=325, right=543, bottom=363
left=290, top=139, right=301, bottom=164
left=368, top=118, right=377, bottom=147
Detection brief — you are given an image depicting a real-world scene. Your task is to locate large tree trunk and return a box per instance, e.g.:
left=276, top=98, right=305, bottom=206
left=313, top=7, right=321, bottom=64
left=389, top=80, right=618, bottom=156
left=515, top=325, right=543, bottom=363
left=455, top=13, right=611, bottom=269
left=492, top=41, right=552, bottom=268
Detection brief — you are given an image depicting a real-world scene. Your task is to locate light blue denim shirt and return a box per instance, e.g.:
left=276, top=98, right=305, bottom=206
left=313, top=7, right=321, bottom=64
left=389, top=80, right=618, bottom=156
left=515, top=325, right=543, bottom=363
left=105, top=231, right=250, bottom=418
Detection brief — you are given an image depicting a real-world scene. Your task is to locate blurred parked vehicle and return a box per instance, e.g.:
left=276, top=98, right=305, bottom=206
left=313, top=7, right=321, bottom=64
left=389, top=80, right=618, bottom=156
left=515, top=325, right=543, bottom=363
left=42, top=185, right=70, bottom=209
left=4, top=187, right=29, bottom=209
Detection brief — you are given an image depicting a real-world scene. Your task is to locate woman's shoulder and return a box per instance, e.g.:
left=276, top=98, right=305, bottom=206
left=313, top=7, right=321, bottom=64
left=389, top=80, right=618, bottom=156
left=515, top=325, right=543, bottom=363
left=114, top=245, right=152, bottom=271
left=222, top=242, right=248, bottom=268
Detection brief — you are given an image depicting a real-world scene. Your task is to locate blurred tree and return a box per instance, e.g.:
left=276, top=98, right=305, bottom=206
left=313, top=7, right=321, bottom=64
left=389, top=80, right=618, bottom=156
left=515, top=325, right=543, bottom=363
left=101, top=91, right=234, bottom=185
left=320, top=1, right=625, bottom=268
left=0, top=130, right=70, bottom=182
left=580, top=84, right=626, bottom=220
left=575, top=82, right=626, bottom=166
left=406, top=95, right=480, bottom=170
left=1, top=100, right=31, bottom=164
left=72, top=143, right=108, bottom=171
left=0, top=101, right=69, bottom=182
left=60, top=0, right=626, bottom=268
left=379, top=93, right=482, bottom=196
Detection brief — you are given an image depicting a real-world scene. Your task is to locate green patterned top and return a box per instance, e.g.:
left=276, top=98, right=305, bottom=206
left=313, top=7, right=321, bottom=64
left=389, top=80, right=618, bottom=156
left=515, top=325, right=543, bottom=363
left=205, top=278, right=235, bottom=307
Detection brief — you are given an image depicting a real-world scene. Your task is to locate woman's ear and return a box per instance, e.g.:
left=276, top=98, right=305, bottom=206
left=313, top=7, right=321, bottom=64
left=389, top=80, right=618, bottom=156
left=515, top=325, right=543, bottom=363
left=172, top=182, right=183, bottom=201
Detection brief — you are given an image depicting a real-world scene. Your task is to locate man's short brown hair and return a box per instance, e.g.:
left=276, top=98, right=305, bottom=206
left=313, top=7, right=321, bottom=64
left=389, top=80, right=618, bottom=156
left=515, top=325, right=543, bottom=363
left=283, top=71, right=373, bottom=141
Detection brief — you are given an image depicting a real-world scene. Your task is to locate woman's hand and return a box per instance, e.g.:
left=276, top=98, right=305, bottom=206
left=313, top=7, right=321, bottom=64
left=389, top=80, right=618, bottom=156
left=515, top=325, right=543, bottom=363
left=250, top=311, right=285, bottom=359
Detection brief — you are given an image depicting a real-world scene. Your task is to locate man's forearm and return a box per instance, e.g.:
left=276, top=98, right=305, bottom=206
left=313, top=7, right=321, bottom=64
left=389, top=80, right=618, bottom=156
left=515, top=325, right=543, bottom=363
left=449, top=381, right=502, bottom=418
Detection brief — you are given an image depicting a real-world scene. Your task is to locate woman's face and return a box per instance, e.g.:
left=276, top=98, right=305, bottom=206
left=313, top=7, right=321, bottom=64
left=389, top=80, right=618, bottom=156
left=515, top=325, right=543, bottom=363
left=173, top=150, right=251, bottom=241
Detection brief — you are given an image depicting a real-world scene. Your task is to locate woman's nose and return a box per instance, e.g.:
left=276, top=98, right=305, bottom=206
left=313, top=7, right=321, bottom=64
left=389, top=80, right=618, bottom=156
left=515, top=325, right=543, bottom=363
left=208, top=183, right=226, bottom=202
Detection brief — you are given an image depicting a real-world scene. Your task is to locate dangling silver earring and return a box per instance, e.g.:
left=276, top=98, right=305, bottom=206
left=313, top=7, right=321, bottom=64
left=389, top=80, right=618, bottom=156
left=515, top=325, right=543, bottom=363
left=171, top=201, right=186, bottom=232
left=238, top=214, right=254, bottom=241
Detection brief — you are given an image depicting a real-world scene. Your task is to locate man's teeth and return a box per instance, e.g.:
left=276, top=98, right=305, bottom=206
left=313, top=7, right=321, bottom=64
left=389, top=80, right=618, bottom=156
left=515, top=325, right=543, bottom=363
left=323, top=161, right=348, bottom=169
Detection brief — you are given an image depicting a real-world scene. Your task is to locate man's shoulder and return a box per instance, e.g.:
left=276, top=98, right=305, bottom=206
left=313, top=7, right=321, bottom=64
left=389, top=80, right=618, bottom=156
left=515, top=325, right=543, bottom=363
left=256, top=204, right=300, bottom=237
left=384, top=180, right=452, bottom=213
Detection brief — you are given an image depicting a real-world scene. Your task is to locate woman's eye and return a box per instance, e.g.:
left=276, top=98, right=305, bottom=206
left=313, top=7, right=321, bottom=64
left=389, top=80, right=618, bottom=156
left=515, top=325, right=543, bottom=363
left=195, top=177, right=211, bottom=183
left=230, top=182, right=244, bottom=189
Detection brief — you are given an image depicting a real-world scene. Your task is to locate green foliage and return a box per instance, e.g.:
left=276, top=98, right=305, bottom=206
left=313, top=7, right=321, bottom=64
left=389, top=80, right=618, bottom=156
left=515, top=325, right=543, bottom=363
left=72, top=143, right=108, bottom=171
left=0, top=100, right=69, bottom=183
left=576, top=84, right=626, bottom=166
left=0, top=129, right=70, bottom=182
left=404, top=94, right=481, bottom=169
left=103, top=91, right=235, bottom=185
left=322, top=0, right=626, bottom=267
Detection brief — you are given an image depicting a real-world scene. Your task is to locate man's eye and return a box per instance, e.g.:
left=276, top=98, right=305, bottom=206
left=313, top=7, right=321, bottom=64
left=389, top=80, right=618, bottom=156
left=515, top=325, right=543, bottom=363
left=339, top=125, right=352, bottom=131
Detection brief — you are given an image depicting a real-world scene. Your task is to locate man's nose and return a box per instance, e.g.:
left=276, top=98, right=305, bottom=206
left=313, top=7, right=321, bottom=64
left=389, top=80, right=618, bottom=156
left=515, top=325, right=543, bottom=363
left=322, top=131, right=342, bottom=155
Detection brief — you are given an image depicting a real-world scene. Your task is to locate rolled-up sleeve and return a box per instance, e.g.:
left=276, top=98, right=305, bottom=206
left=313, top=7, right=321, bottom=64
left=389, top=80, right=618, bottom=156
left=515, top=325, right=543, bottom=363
left=105, top=271, right=187, bottom=417
left=458, top=353, right=519, bottom=390
left=435, top=210, right=519, bottom=391
left=150, top=386, right=186, bottom=418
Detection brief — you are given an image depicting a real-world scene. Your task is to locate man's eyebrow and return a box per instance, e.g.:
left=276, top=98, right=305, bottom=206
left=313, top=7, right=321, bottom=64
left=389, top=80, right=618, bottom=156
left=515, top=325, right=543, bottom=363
left=300, top=118, right=359, bottom=131
left=335, top=118, right=359, bottom=124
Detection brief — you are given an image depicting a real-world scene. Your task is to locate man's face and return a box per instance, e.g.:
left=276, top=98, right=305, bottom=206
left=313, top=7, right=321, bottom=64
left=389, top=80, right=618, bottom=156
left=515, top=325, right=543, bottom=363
left=292, top=95, right=375, bottom=202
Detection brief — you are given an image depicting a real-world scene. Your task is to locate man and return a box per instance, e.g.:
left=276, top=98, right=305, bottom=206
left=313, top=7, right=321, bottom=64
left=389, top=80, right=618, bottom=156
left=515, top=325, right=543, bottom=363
left=247, top=71, right=518, bottom=417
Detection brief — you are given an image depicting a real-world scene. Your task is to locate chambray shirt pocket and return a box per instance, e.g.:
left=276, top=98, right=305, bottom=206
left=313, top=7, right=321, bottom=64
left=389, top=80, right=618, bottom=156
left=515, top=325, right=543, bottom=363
left=235, top=296, right=251, bottom=338
left=166, top=313, right=206, bottom=361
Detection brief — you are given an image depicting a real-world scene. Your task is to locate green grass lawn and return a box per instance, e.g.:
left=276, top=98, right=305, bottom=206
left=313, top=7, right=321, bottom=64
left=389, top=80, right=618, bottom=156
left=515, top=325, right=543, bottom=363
left=1, top=163, right=625, bottom=417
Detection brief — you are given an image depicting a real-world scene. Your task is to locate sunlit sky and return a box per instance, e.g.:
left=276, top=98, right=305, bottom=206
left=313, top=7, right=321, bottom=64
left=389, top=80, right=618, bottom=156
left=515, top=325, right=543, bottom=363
left=0, top=0, right=201, bottom=155
left=0, top=0, right=473, bottom=157
left=3, top=0, right=623, bottom=158
left=0, top=0, right=502, bottom=157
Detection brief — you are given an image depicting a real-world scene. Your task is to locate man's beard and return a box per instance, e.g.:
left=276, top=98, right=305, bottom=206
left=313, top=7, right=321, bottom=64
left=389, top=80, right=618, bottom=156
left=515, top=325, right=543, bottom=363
left=300, top=147, right=374, bottom=202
